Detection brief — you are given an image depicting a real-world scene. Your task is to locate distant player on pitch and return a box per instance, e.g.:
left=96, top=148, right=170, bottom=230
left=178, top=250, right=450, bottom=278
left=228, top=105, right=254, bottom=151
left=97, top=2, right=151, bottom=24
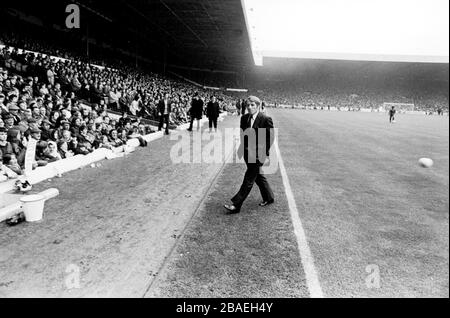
left=389, top=106, right=396, bottom=123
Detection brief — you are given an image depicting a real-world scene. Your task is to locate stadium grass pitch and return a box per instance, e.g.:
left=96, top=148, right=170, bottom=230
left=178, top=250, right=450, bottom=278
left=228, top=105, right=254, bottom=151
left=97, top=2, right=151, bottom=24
left=0, top=111, right=447, bottom=297
left=150, top=110, right=448, bottom=298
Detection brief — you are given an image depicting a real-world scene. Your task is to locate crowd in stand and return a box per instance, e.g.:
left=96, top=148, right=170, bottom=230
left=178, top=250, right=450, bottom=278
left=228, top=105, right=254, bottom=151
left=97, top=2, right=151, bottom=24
left=0, top=63, right=152, bottom=180
left=247, top=76, right=449, bottom=113
left=0, top=34, right=241, bottom=181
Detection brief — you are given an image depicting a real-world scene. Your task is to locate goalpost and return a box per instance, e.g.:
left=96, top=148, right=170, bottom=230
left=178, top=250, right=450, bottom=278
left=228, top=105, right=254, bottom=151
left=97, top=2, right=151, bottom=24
left=383, top=102, right=415, bottom=113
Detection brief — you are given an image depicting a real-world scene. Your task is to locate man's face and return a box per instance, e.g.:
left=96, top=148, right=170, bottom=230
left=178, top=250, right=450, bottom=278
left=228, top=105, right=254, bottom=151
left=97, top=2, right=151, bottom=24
left=31, top=132, right=41, bottom=140
left=5, top=118, right=14, bottom=126
left=40, top=107, right=46, bottom=116
left=9, top=156, right=18, bottom=165
left=19, top=102, right=27, bottom=111
left=248, top=101, right=259, bottom=115
left=33, top=107, right=42, bottom=115
left=62, top=130, right=71, bottom=140
left=48, top=143, right=56, bottom=152
left=0, top=132, right=7, bottom=142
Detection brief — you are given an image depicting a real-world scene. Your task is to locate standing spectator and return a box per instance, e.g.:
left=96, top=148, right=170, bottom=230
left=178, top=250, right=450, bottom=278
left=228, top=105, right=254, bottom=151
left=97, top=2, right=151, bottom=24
left=187, top=92, right=203, bottom=131
left=236, top=99, right=242, bottom=115
left=47, top=66, right=55, bottom=85
left=108, top=87, right=119, bottom=111
left=157, top=93, right=171, bottom=135
left=130, top=95, right=141, bottom=116
left=206, top=95, right=220, bottom=133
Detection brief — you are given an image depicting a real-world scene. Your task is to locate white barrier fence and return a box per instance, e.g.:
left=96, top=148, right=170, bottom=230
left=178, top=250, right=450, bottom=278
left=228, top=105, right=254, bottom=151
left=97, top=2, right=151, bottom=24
left=0, top=113, right=226, bottom=221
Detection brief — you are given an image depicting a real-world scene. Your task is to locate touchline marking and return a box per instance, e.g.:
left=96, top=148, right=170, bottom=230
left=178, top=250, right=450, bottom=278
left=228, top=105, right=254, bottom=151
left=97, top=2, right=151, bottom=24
left=274, top=134, right=324, bottom=298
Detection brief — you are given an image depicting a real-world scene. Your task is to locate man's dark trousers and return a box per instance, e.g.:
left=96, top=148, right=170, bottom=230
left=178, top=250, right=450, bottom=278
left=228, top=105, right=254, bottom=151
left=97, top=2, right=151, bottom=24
left=159, top=114, right=170, bottom=133
left=231, top=162, right=274, bottom=210
left=209, top=117, right=218, bottom=131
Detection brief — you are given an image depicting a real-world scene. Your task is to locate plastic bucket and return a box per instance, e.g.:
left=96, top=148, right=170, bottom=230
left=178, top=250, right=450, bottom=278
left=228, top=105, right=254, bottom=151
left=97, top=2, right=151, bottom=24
left=20, top=194, right=45, bottom=222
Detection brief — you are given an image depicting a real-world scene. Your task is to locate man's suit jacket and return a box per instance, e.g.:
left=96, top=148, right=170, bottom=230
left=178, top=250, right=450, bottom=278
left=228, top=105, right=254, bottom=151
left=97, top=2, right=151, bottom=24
left=157, top=99, right=171, bottom=115
left=238, top=112, right=274, bottom=165
left=190, top=98, right=204, bottom=118
left=206, top=101, right=220, bottom=119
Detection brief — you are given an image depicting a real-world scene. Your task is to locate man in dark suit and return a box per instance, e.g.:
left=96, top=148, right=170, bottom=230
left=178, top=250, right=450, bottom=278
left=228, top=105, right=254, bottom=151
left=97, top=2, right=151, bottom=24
left=206, top=95, right=220, bottom=133
left=241, top=99, right=247, bottom=116
left=224, top=95, right=275, bottom=214
left=157, top=93, right=171, bottom=135
left=187, top=92, right=203, bottom=131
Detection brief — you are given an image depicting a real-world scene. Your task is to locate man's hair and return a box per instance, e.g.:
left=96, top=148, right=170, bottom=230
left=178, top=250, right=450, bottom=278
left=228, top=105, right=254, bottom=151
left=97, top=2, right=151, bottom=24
left=248, top=96, right=261, bottom=106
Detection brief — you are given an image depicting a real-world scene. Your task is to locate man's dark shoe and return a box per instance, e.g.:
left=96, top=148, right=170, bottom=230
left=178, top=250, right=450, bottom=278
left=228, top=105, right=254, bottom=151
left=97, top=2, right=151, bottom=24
left=224, top=204, right=240, bottom=214
left=259, top=199, right=274, bottom=207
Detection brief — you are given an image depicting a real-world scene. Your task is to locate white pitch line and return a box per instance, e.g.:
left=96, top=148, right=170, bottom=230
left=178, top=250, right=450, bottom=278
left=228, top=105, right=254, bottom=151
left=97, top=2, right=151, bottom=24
left=274, top=136, right=324, bottom=298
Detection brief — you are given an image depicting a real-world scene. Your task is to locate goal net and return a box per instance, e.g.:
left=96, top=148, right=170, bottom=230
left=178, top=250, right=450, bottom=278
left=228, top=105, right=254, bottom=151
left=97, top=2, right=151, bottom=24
left=383, top=102, right=415, bottom=112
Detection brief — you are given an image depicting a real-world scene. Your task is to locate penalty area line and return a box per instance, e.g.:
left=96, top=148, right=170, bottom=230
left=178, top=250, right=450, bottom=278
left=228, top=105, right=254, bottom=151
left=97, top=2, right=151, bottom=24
left=274, top=135, right=324, bottom=298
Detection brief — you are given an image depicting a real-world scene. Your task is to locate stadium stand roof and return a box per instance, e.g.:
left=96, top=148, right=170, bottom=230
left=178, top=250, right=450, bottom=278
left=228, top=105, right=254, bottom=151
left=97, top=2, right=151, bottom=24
left=2, top=0, right=254, bottom=73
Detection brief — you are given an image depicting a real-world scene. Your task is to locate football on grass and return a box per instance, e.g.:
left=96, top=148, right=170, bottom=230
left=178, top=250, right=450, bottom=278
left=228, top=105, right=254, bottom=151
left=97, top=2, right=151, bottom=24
left=418, top=158, right=433, bottom=168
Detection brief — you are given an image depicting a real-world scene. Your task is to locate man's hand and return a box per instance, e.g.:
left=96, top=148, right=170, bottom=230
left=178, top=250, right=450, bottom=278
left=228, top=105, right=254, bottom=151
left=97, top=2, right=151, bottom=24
left=237, top=145, right=243, bottom=159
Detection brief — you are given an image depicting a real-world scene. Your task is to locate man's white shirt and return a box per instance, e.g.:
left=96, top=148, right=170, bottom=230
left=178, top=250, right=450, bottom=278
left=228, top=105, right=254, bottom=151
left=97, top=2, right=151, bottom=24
left=250, top=110, right=259, bottom=128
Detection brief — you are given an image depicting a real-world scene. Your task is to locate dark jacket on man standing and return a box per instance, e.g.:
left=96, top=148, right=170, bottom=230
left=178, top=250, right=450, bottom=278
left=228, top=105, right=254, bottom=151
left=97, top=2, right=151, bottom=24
left=157, top=98, right=172, bottom=115
left=190, top=98, right=204, bottom=120
left=238, top=111, right=274, bottom=165
left=206, top=101, right=220, bottom=119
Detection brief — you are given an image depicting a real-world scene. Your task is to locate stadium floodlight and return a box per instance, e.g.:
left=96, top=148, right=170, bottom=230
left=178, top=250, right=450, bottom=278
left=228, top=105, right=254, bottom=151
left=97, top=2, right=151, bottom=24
left=203, top=86, right=221, bottom=90
left=226, top=88, right=249, bottom=92
left=241, top=0, right=449, bottom=65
